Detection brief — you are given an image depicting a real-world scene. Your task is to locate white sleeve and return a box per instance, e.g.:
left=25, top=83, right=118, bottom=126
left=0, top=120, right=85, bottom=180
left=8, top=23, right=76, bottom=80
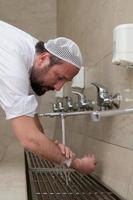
left=3, top=94, right=38, bottom=120
left=0, top=57, right=38, bottom=120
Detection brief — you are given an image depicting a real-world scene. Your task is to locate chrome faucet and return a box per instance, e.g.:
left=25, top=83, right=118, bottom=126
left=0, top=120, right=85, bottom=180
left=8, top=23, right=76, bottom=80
left=58, top=101, right=65, bottom=112
left=91, top=82, right=121, bottom=110
left=72, top=91, right=94, bottom=111
left=52, top=103, right=59, bottom=112
left=65, top=96, right=73, bottom=111
left=52, top=99, right=65, bottom=112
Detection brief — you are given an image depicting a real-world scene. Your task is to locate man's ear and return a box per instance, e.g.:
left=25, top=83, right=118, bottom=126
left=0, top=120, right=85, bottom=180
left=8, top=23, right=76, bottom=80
left=38, top=52, right=50, bottom=66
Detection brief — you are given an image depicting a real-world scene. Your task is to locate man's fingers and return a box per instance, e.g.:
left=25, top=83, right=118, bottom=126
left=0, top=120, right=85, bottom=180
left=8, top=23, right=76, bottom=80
left=59, top=144, right=65, bottom=154
left=87, top=153, right=95, bottom=159
left=54, top=140, right=59, bottom=144
left=58, top=143, right=75, bottom=159
left=66, top=147, right=75, bottom=159
left=65, top=147, right=70, bottom=158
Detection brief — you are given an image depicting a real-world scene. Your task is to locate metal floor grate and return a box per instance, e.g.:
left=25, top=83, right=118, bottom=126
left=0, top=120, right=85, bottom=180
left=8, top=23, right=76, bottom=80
left=26, top=151, right=123, bottom=200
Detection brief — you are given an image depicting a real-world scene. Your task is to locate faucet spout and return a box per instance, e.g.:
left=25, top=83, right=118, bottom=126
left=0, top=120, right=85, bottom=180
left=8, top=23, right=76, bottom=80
left=91, top=82, right=121, bottom=110
left=72, top=91, right=94, bottom=111
left=91, top=82, right=108, bottom=95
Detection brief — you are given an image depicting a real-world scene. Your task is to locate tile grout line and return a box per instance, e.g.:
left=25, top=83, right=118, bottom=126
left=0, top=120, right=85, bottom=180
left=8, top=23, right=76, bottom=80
left=87, top=135, right=133, bottom=151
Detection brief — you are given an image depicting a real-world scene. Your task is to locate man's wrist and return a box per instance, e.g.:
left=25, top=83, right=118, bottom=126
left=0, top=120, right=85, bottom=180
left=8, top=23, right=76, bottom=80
left=61, top=158, right=72, bottom=167
left=61, top=157, right=81, bottom=169
left=71, top=157, right=81, bottom=170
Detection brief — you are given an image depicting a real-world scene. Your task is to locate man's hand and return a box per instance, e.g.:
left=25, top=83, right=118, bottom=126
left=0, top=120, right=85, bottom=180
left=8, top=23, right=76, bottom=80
left=54, top=140, right=96, bottom=174
left=54, top=140, right=75, bottom=159
left=11, top=115, right=96, bottom=174
left=72, top=154, right=96, bottom=174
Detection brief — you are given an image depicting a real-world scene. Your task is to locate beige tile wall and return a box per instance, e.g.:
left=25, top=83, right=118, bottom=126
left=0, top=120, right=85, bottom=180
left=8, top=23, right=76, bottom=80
left=0, top=0, right=57, bottom=40
left=56, top=0, right=133, bottom=199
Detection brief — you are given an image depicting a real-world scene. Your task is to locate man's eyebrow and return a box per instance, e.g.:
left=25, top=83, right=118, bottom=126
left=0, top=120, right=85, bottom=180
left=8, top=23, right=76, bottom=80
left=59, top=75, right=70, bottom=81
left=58, top=73, right=73, bottom=81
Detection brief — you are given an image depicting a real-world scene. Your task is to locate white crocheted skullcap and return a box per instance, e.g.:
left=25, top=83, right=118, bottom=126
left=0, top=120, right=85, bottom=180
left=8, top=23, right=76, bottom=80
left=44, top=37, right=82, bottom=69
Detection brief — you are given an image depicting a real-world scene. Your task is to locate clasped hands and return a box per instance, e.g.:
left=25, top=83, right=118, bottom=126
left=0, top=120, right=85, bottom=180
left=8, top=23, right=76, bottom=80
left=54, top=140, right=96, bottom=174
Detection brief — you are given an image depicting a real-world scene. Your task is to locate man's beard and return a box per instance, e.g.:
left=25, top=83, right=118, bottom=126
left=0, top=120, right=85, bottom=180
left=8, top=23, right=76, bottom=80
left=30, top=68, right=54, bottom=96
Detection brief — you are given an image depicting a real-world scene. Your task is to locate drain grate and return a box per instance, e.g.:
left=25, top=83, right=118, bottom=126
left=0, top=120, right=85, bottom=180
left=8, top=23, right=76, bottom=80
left=26, top=151, right=123, bottom=200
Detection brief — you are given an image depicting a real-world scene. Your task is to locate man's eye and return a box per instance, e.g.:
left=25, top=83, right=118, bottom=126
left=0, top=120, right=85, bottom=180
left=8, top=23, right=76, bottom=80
left=58, top=77, right=64, bottom=80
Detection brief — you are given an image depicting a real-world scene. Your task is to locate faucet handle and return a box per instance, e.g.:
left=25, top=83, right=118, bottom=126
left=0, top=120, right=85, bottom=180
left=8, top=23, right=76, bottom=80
left=52, top=103, right=59, bottom=112
left=91, top=82, right=121, bottom=110
left=112, top=93, right=121, bottom=109
left=58, top=101, right=65, bottom=112
left=91, top=82, right=108, bottom=94
left=65, top=96, right=73, bottom=111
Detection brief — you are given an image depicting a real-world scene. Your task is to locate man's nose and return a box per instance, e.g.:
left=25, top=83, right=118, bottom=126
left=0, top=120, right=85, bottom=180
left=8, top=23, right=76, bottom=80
left=54, top=80, right=65, bottom=91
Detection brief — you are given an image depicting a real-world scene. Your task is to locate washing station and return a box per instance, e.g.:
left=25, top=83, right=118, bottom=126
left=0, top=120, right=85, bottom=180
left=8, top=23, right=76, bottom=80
left=25, top=24, right=133, bottom=200
left=25, top=152, right=124, bottom=200
left=25, top=81, right=126, bottom=200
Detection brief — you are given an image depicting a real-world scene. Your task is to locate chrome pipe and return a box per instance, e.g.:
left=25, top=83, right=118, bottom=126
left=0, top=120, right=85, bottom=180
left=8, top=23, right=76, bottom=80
left=39, top=108, right=133, bottom=121
left=91, top=108, right=133, bottom=121
left=39, top=113, right=61, bottom=117
left=61, top=114, right=66, bottom=145
left=39, top=111, right=92, bottom=118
